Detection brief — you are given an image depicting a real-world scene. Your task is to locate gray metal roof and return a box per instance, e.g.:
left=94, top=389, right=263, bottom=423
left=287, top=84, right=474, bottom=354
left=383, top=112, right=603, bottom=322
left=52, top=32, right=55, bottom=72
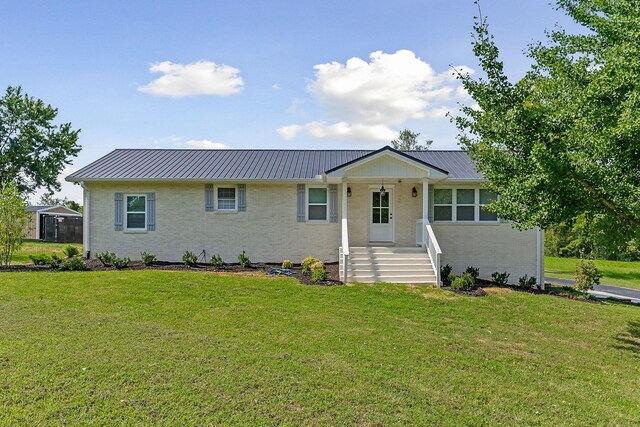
left=27, top=205, right=54, bottom=212
left=67, top=148, right=481, bottom=181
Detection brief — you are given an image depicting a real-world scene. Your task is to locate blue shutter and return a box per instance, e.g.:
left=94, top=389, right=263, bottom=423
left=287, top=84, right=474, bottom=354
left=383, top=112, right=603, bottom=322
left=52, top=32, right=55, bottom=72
left=328, top=184, right=338, bottom=223
left=114, top=193, right=123, bottom=231
left=297, top=184, right=305, bottom=222
left=237, top=184, right=246, bottom=211
left=147, top=192, right=156, bottom=231
left=205, top=184, right=214, bottom=211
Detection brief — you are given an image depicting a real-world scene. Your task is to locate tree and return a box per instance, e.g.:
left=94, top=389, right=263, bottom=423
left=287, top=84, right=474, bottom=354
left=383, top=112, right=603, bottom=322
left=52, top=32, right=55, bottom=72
left=0, top=86, right=81, bottom=194
left=0, top=181, right=28, bottom=268
left=390, top=129, right=432, bottom=151
left=38, top=194, right=82, bottom=214
left=454, top=0, right=640, bottom=250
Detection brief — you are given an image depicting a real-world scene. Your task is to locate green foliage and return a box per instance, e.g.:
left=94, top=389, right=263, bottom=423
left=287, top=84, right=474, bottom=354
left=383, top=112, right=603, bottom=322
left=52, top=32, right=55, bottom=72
left=301, top=256, right=320, bottom=275
left=491, top=271, right=510, bottom=286
left=0, top=181, right=28, bottom=268
left=63, top=245, right=80, bottom=258
left=465, top=266, right=480, bottom=281
left=59, top=256, right=87, bottom=271
left=451, top=273, right=475, bottom=291
left=96, top=251, right=117, bottom=267
left=29, top=254, right=52, bottom=266
left=182, top=251, right=198, bottom=267
left=441, top=264, right=453, bottom=286
left=113, top=257, right=130, bottom=270
left=575, top=259, right=602, bottom=294
left=454, top=1, right=640, bottom=252
left=311, top=267, right=328, bottom=282
left=447, top=272, right=457, bottom=286
left=0, top=86, right=81, bottom=194
left=210, top=254, right=223, bottom=268
left=238, top=251, right=251, bottom=268
left=545, top=215, right=640, bottom=261
left=281, top=259, right=293, bottom=269
left=390, top=129, right=432, bottom=151
left=48, top=253, right=62, bottom=269
left=140, top=252, right=156, bottom=266
left=518, top=275, right=538, bottom=290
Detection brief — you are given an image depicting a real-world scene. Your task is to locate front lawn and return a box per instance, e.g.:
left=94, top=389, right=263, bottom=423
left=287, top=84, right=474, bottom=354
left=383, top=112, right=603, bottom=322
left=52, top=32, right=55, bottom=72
left=11, top=241, right=83, bottom=265
left=0, top=271, right=638, bottom=425
left=545, top=256, right=640, bottom=290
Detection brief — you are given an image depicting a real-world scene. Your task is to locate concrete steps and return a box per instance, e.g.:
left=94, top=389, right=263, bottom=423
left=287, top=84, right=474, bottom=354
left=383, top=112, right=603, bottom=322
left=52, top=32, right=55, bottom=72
left=339, top=246, right=436, bottom=284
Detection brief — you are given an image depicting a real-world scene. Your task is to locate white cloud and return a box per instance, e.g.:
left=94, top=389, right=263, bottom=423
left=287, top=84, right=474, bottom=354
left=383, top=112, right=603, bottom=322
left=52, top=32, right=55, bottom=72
left=278, top=50, right=473, bottom=142
left=183, top=139, right=228, bottom=149
left=138, top=60, right=244, bottom=98
left=272, top=83, right=281, bottom=90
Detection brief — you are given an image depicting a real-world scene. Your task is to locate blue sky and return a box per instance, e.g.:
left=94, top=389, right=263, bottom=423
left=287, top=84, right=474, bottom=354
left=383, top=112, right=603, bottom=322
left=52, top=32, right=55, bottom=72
left=0, top=0, right=579, bottom=202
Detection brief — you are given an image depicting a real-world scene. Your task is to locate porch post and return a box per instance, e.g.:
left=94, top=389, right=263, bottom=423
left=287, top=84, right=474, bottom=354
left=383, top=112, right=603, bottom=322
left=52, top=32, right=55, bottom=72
left=422, top=178, right=429, bottom=223
left=342, top=180, right=349, bottom=282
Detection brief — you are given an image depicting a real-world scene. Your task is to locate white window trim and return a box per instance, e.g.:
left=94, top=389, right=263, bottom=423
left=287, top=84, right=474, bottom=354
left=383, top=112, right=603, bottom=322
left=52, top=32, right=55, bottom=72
left=125, top=194, right=147, bottom=231
left=215, top=185, right=238, bottom=212
left=456, top=189, right=477, bottom=222
left=306, top=185, right=329, bottom=222
left=433, top=188, right=500, bottom=224
left=479, top=189, right=499, bottom=222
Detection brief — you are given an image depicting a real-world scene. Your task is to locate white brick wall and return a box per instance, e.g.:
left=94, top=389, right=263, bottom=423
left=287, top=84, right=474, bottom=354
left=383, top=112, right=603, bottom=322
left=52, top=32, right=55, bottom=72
left=87, top=182, right=341, bottom=263
left=85, top=181, right=539, bottom=280
left=432, top=223, right=538, bottom=282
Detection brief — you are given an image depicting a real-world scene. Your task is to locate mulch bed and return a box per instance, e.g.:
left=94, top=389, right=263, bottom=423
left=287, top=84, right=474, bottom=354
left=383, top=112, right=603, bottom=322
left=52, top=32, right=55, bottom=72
left=1, top=259, right=344, bottom=286
left=441, top=286, right=487, bottom=297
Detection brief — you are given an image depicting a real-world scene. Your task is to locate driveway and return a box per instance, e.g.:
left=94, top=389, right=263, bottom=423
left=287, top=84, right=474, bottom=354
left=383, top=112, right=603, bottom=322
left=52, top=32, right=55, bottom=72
left=546, top=277, right=640, bottom=303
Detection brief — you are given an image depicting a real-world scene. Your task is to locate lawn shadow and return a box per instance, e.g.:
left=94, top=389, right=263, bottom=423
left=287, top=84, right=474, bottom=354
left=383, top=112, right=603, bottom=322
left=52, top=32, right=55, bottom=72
left=601, top=268, right=640, bottom=284
left=614, top=321, right=640, bottom=356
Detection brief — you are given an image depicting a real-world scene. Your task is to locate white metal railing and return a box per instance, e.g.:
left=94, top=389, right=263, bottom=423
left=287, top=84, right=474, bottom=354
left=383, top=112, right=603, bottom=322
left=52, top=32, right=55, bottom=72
left=341, top=218, right=349, bottom=282
left=417, top=220, right=443, bottom=286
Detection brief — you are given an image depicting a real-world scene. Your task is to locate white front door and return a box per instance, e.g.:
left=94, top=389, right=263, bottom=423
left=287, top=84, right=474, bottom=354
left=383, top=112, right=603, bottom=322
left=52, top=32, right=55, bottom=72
left=369, top=188, right=394, bottom=242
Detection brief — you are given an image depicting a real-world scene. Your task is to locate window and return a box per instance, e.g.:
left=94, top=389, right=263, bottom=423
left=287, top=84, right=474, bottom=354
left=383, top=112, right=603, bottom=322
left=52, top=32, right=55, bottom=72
left=432, top=188, right=499, bottom=223
left=307, top=187, right=327, bottom=221
left=480, top=189, right=498, bottom=221
left=456, top=189, right=475, bottom=221
left=433, top=189, right=452, bottom=221
left=216, top=187, right=236, bottom=211
left=126, top=195, right=146, bottom=230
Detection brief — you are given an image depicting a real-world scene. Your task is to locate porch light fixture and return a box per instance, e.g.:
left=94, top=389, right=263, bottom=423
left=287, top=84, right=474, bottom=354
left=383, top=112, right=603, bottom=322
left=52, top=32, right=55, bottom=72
left=412, top=187, right=417, bottom=197
left=347, top=186, right=352, bottom=197
left=379, top=180, right=386, bottom=196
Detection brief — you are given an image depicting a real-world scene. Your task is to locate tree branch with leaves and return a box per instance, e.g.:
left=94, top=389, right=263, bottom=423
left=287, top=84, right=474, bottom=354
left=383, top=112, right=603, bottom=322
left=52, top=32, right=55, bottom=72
left=454, top=0, right=640, bottom=250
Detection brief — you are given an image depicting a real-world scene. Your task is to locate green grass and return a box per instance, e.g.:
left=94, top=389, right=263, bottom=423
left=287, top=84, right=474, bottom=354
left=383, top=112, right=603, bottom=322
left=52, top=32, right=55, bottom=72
left=546, top=256, right=640, bottom=290
left=0, top=271, right=638, bottom=425
left=11, top=241, right=82, bottom=265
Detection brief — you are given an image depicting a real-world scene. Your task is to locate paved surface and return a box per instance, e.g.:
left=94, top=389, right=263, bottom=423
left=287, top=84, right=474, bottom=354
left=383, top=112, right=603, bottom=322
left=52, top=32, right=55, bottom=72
left=546, top=277, right=640, bottom=303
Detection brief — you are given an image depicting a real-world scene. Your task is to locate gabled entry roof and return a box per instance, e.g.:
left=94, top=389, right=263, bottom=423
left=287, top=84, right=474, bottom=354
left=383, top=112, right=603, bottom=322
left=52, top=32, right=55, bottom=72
left=67, top=147, right=482, bottom=182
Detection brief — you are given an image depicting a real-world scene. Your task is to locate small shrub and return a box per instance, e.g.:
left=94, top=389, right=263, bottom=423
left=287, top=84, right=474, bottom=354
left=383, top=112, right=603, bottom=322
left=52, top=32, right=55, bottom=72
left=491, top=271, right=510, bottom=286
left=48, top=253, right=63, bottom=268
left=575, top=259, right=602, bottom=295
left=465, top=266, right=480, bottom=282
left=96, top=251, right=117, bottom=267
left=451, top=273, right=474, bottom=291
left=29, top=254, right=52, bottom=266
left=140, top=251, right=157, bottom=266
left=282, top=259, right=293, bottom=269
left=210, top=254, right=223, bottom=268
left=518, top=275, right=537, bottom=290
left=63, top=245, right=80, bottom=258
left=238, top=251, right=251, bottom=268
left=59, top=256, right=87, bottom=271
left=311, top=267, right=327, bottom=282
left=310, top=260, right=324, bottom=271
left=301, top=256, right=320, bottom=275
left=182, top=251, right=198, bottom=267
left=441, top=264, right=453, bottom=286
left=113, top=257, right=131, bottom=269
left=447, top=272, right=457, bottom=286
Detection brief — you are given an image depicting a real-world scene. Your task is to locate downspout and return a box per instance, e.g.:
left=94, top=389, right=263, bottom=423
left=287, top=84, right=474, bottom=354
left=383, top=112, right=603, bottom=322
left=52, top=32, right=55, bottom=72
left=536, top=227, right=544, bottom=290
left=79, top=181, right=91, bottom=259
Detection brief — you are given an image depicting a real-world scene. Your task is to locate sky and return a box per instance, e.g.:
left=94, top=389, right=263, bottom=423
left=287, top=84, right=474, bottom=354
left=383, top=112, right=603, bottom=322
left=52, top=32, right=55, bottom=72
left=0, top=0, right=580, bottom=203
